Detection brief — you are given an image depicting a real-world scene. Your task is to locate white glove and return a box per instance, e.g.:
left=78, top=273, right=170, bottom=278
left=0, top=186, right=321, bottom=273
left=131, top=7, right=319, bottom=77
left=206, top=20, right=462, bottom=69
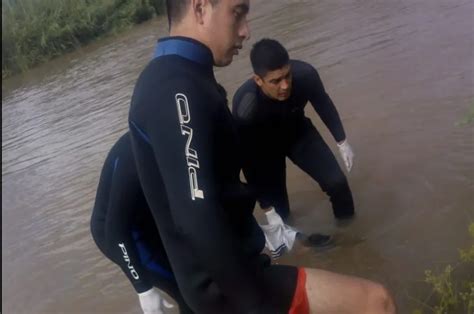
left=337, top=140, right=354, bottom=172
left=138, top=288, right=174, bottom=314
left=265, top=207, right=285, bottom=225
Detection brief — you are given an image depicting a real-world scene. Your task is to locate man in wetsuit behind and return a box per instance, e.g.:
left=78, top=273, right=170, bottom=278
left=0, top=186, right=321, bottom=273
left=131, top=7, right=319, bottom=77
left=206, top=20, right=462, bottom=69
left=90, top=133, right=193, bottom=314
left=233, top=38, right=356, bottom=225
left=128, top=0, right=396, bottom=313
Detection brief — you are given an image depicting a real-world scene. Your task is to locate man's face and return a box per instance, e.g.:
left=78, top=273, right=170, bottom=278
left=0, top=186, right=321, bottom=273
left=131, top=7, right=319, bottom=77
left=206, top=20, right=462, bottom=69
left=204, top=0, right=250, bottom=66
left=254, top=64, right=292, bottom=101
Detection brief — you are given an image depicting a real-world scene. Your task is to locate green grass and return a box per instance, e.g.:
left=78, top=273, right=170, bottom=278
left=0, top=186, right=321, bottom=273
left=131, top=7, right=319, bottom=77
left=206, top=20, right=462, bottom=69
left=456, top=103, right=474, bottom=127
left=2, top=0, right=165, bottom=78
left=412, top=223, right=474, bottom=314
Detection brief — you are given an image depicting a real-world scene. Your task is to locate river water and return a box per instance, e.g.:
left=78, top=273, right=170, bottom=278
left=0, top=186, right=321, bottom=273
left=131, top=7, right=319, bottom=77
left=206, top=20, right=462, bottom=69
left=2, top=0, right=473, bottom=313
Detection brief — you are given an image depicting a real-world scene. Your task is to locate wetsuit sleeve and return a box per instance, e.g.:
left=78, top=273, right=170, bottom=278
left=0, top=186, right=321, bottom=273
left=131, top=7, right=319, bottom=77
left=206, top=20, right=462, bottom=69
left=105, top=159, right=153, bottom=293
left=231, top=91, right=268, bottom=189
left=305, top=65, right=347, bottom=142
left=148, top=81, right=264, bottom=312
left=231, top=88, right=264, bottom=160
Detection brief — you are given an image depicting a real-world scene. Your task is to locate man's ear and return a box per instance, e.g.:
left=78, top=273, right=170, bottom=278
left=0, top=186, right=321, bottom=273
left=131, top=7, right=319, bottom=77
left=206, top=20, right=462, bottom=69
left=191, top=0, right=210, bottom=25
left=253, top=74, right=264, bottom=87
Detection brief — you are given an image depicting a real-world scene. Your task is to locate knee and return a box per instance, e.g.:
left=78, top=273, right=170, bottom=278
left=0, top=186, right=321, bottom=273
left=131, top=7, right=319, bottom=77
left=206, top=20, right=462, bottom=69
left=367, top=283, right=396, bottom=314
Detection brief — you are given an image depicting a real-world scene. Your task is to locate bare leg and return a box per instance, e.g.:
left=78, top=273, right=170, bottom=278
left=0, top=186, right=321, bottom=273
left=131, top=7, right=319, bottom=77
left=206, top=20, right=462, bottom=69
left=304, top=268, right=396, bottom=314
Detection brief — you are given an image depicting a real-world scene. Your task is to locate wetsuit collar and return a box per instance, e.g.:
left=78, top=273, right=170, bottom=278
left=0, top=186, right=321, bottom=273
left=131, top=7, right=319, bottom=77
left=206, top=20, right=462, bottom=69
left=153, top=36, right=214, bottom=67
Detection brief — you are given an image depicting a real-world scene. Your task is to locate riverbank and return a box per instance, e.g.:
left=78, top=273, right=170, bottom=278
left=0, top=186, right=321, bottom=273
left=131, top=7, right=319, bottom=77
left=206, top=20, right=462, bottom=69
left=1, top=0, right=164, bottom=79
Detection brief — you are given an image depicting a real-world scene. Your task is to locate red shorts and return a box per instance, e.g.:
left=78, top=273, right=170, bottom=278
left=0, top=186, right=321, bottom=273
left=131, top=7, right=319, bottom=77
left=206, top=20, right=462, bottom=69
left=288, top=268, right=310, bottom=314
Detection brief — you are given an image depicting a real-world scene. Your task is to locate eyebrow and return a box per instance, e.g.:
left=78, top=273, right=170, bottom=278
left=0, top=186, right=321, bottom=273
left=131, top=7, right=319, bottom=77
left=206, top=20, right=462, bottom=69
left=270, top=72, right=290, bottom=83
left=234, top=4, right=249, bottom=14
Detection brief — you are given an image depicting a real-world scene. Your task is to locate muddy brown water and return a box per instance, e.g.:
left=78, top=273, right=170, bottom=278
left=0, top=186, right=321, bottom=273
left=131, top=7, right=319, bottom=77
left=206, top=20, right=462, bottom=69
left=2, top=0, right=473, bottom=313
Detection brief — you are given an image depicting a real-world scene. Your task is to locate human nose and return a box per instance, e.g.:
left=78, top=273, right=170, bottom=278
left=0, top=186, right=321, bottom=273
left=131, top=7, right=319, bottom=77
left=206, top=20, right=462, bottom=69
left=239, top=19, right=250, bottom=41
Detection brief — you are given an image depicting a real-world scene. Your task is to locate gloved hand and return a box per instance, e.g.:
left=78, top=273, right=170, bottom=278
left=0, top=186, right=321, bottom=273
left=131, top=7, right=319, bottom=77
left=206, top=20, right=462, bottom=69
left=265, top=207, right=285, bottom=226
left=260, top=208, right=298, bottom=259
left=138, top=287, right=174, bottom=314
left=337, top=140, right=354, bottom=172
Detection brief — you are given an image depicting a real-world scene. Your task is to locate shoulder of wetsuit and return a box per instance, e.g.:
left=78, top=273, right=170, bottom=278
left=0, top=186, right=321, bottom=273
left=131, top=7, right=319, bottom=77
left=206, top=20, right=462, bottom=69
left=232, top=80, right=259, bottom=123
left=101, top=132, right=131, bottom=171
left=109, top=132, right=137, bottom=168
left=139, top=56, right=210, bottom=93
left=112, top=132, right=131, bottom=153
left=106, top=135, right=147, bottom=210
left=290, top=59, right=321, bottom=84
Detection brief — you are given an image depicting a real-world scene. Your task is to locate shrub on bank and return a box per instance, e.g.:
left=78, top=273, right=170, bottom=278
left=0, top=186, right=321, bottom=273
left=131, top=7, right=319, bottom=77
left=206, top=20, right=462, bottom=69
left=2, top=0, right=165, bottom=78
left=412, top=223, right=474, bottom=314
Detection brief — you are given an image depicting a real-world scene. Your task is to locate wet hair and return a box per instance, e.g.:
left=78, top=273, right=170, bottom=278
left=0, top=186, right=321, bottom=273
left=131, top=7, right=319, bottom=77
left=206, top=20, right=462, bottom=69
left=250, top=39, right=290, bottom=77
left=166, top=0, right=219, bottom=28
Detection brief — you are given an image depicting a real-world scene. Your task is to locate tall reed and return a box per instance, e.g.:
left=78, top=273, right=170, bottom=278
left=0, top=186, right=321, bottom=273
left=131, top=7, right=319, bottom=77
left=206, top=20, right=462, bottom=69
left=2, top=0, right=165, bottom=78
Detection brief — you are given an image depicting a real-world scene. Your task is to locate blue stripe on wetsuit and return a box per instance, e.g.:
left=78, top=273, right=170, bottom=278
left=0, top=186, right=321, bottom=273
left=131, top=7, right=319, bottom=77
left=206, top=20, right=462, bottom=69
left=132, top=230, right=174, bottom=280
left=129, top=120, right=151, bottom=144
left=113, top=157, right=119, bottom=173
left=153, top=38, right=213, bottom=65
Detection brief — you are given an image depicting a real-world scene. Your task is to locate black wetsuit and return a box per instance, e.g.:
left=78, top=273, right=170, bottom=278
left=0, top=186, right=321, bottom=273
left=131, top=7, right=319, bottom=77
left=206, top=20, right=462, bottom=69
left=128, top=37, right=297, bottom=314
left=90, top=133, right=192, bottom=313
left=232, top=60, right=354, bottom=220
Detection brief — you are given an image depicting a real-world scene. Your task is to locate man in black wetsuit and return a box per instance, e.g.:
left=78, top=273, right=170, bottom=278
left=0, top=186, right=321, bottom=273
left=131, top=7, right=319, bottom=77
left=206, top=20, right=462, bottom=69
left=90, top=133, right=193, bottom=314
left=128, top=1, right=396, bottom=313
left=233, top=38, right=356, bottom=224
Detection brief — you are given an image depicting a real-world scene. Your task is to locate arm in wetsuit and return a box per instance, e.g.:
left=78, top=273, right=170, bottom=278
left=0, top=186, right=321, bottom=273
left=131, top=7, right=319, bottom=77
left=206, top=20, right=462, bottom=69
left=232, top=83, right=267, bottom=160
left=101, top=134, right=154, bottom=293
left=143, top=78, right=264, bottom=313
left=299, top=61, right=347, bottom=143
left=231, top=82, right=284, bottom=178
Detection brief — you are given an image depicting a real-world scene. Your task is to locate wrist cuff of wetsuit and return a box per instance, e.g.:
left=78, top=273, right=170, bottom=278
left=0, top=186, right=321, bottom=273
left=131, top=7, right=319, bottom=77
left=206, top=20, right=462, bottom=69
left=134, top=281, right=154, bottom=294
left=337, top=139, right=347, bottom=147
left=138, top=287, right=155, bottom=296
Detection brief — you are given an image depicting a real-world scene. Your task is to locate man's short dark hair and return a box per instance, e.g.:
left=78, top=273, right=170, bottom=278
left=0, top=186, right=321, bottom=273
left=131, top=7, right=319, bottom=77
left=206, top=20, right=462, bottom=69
left=250, top=39, right=289, bottom=77
left=166, top=0, right=219, bottom=27
left=165, top=0, right=189, bottom=27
